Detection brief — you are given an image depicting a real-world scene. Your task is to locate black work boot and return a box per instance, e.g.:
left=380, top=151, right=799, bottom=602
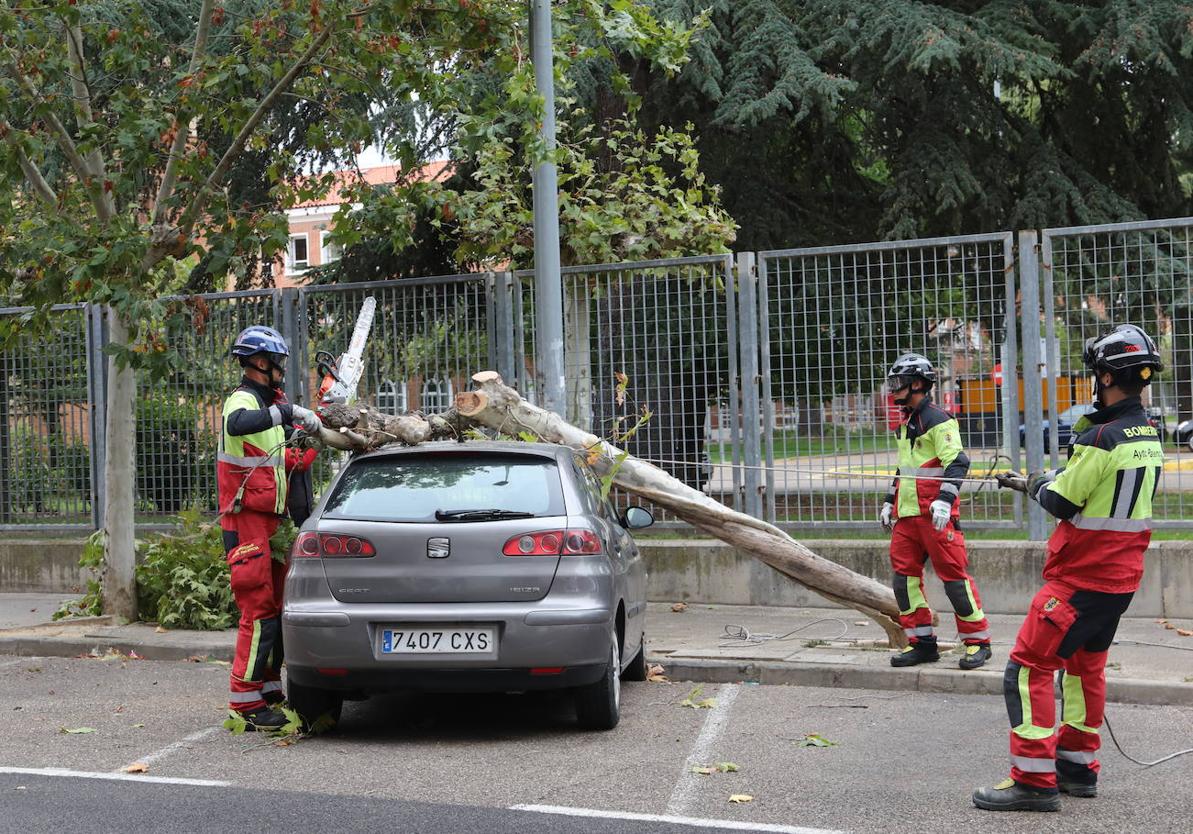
left=1057, top=760, right=1098, bottom=797
left=263, top=690, right=285, bottom=706
left=890, top=639, right=940, bottom=667
left=241, top=706, right=289, bottom=732
left=959, top=643, right=993, bottom=670
left=972, top=779, right=1061, bottom=812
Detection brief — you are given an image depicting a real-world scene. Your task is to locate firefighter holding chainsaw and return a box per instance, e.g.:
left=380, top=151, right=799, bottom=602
left=973, top=324, right=1164, bottom=812
left=218, top=326, right=321, bottom=730
left=882, top=353, right=993, bottom=670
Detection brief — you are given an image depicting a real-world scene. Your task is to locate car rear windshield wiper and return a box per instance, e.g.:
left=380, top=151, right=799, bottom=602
left=434, top=509, right=537, bottom=522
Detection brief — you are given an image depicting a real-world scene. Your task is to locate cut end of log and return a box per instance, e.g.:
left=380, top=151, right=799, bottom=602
left=456, top=391, right=488, bottom=417
left=471, top=371, right=504, bottom=385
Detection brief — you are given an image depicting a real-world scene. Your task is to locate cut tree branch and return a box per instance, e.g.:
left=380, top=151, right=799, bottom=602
left=314, top=372, right=907, bottom=647
left=151, top=0, right=216, bottom=229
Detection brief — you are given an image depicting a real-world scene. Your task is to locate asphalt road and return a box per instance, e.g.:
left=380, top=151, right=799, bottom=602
left=1, top=654, right=1191, bottom=833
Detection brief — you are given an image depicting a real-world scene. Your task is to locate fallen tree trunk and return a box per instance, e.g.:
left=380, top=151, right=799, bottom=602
left=456, top=372, right=905, bottom=647
left=313, top=372, right=905, bottom=647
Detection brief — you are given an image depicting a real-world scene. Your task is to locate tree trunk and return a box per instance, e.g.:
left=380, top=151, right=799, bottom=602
left=455, top=372, right=906, bottom=647
left=103, top=308, right=137, bottom=621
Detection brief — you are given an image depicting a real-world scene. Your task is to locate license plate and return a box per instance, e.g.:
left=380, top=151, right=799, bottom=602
left=381, top=627, right=495, bottom=655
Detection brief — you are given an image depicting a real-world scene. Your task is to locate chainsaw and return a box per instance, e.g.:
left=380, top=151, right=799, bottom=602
left=314, top=296, right=376, bottom=410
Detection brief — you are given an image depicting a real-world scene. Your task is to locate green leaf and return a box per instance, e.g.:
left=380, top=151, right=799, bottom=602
left=223, top=711, right=248, bottom=735
left=797, top=733, right=838, bottom=748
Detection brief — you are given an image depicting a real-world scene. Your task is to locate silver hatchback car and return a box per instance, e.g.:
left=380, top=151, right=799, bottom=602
left=282, top=441, right=653, bottom=731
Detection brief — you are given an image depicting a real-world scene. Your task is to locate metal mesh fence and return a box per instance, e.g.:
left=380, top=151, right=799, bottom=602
left=758, top=234, right=1021, bottom=527
left=135, top=291, right=278, bottom=522
left=0, top=305, right=94, bottom=528
left=1042, top=219, right=1193, bottom=524
left=519, top=256, right=741, bottom=522
left=298, top=275, right=492, bottom=493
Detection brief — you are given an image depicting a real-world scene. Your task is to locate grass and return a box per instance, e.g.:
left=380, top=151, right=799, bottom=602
left=711, top=427, right=891, bottom=462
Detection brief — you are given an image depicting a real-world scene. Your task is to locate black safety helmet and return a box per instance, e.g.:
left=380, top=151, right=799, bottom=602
left=1082, top=324, right=1163, bottom=387
left=886, top=352, right=936, bottom=393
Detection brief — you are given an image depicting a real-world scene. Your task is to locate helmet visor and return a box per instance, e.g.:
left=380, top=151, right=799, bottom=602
left=267, top=352, right=288, bottom=371
left=887, top=374, right=918, bottom=393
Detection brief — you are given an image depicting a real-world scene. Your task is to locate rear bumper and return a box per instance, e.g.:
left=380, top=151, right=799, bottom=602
left=281, top=601, right=613, bottom=694
left=286, top=663, right=606, bottom=694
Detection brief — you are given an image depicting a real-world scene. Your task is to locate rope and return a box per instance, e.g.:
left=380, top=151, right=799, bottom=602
left=1104, top=714, right=1193, bottom=768
left=718, top=618, right=851, bottom=647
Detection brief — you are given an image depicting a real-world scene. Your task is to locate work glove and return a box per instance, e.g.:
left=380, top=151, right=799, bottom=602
left=928, top=499, right=952, bottom=531
left=995, top=470, right=1028, bottom=493
left=291, top=404, right=323, bottom=437
left=879, top=502, right=894, bottom=531
left=1026, top=469, right=1060, bottom=501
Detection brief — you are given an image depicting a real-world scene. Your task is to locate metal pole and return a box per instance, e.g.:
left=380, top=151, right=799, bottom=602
left=737, top=252, right=762, bottom=518
left=530, top=0, right=565, bottom=416
left=1018, top=231, right=1049, bottom=540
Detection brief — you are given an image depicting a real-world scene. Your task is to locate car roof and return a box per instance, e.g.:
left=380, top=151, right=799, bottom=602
left=349, top=439, right=572, bottom=463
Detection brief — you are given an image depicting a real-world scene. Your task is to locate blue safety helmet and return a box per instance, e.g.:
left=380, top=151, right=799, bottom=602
left=230, top=326, right=289, bottom=366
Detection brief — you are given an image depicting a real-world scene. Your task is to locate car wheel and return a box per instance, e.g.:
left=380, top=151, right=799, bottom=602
left=621, top=631, right=647, bottom=682
left=286, top=679, right=344, bottom=733
left=575, top=632, right=621, bottom=731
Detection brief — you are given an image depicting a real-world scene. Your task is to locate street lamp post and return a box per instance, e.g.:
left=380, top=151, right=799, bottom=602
left=530, top=0, right=565, bottom=416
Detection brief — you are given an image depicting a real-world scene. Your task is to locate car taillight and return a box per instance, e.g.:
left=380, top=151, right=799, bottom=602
left=292, top=532, right=375, bottom=558
left=502, top=529, right=602, bottom=556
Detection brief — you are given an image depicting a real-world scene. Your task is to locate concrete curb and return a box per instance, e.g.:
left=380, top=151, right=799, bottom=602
left=3, top=628, right=1189, bottom=708
left=655, top=657, right=1193, bottom=708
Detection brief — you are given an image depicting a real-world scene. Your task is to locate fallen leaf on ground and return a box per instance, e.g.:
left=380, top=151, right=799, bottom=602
left=155, top=626, right=168, bottom=634
left=127, top=650, right=143, bottom=659
left=59, top=727, right=96, bottom=734
left=671, top=602, right=687, bottom=613
left=853, top=621, right=868, bottom=626
left=132, top=723, right=145, bottom=729
left=1176, top=628, right=1193, bottom=637
left=680, top=686, right=717, bottom=709
left=797, top=733, right=838, bottom=748
left=691, top=766, right=716, bottom=776
left=717, top=762, right=740, bottom=772
left=647, top=664, right=668, bottom=683
left=728, top=794, right=753, bottom=804
left=123, top=762, right=149, bottom=773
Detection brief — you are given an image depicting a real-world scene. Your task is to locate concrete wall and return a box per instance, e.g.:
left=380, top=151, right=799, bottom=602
left=5, top=536, right=1193, bottom=619
left=642, top=539, right=1193, bottom=619
left=0, top=540, right=94, bottom=595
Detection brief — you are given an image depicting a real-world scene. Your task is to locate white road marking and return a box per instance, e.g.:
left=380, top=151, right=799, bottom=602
left=512, top=804, right=846, bottom=834
left=666, top=682, right=742, bottom=817
left=0, top=766, right=229, bottom=787
left=117, top=725, right=222, bottom=772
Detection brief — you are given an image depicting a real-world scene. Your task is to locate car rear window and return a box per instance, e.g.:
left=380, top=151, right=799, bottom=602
left=322, top=453, right=565, bottom=522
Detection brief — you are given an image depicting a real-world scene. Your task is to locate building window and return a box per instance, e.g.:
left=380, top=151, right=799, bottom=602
left=376, top=380, right=408, bottom=415
left=420, top=378, right=453, bottom=413
left=321, top=231, right=342, bottom=264
left=286, top=234, right=310, bottom=273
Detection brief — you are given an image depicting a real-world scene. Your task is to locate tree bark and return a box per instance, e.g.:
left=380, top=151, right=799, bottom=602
left=103, top=309, right=137, bottom=621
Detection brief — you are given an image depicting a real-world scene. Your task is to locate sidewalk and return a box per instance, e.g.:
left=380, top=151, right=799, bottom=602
left=2, top=593, right=1191, bottom=706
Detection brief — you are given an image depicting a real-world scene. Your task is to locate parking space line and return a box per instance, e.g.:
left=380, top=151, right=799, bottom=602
left=511, top=804, right=846, bottom=834
left=665, top=683, right=742, bottom=817
left=0, top=766, right=229, bottom=787
left=117, top=725, right=222, bottom=773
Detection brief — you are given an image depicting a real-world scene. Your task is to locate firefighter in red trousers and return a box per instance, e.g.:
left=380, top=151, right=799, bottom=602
left=218, top=326, right=322, bottom=730
left=974, top=324, right=1164, bottom=812
left=882, top=353, right=993, bottom=670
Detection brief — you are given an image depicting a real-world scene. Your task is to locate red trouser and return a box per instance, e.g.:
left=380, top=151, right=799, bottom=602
left=221, top=511, right=287, bottom=713
left=1005, top=580, right=1134, bottom=789
left=889, top=514, right=990, bottom=645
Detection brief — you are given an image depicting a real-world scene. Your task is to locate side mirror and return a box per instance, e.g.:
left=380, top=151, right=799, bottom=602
left=621, top=506, right=654, bottom=530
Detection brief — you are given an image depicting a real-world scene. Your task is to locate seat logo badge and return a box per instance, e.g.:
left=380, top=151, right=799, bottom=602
left=427, top=537, right=451, bottom=559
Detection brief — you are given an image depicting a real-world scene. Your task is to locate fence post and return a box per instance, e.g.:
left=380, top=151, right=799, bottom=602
left=1000, top=234, right=1023, bottom=528
left=1040, top=233, right=1062, bottom=469
left=277, top=287, right=306, bottom=404
left=490, top=271, right=519, bottom=386
left=1018, top=231, right=1049, bottom=540
left=85, top=303, right=108, bottom=531
left=757, top=254, right=775, bottom=523
left=737, top=252, right=763, bottom=518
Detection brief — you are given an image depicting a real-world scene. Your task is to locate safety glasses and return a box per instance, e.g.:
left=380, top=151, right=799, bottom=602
left=887, top=374, right=917, bottom=392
